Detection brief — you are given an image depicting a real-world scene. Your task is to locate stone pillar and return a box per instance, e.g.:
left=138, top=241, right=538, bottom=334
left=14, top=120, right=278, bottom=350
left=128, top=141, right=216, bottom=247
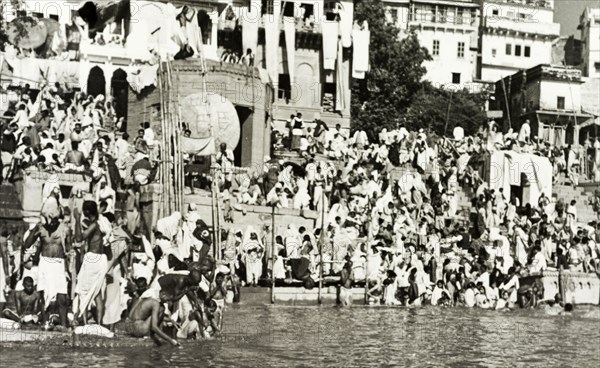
left=102, top=63, right=114, bottom=97
left=79, top=60, right=91, bottom=91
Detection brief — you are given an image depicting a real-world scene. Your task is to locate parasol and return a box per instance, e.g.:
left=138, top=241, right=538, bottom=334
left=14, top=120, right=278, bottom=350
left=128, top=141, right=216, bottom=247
left=180, top=92, right=240, bottom=151
left=6, top=18, right=49, bottom=49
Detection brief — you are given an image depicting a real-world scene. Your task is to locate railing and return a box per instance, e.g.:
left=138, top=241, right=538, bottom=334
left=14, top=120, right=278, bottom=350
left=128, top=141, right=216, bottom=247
left=483, top=16, right=560, bottom=36
left=409, top=14, right=477, bottom=26
left=259, top=16, right=322, bottom=33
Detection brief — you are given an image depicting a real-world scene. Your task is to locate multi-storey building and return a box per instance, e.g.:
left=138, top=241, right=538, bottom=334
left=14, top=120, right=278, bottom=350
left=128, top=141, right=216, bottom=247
left=384, top=0, right=480, bottom=88
left=384, top=0, right=410, bottom=36
left=478, top=0, right=560, bottom=83
left=578, top=7, right=600, bottom=79
left=495, top=64, right=594, bottom=146
left=409, top=0, right=480, bottom=87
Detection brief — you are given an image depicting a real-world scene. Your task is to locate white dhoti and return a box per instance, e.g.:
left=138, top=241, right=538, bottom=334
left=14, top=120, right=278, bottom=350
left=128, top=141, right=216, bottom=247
left=1, top=151, right=13, bottom=178
left=214, top=298, right=225, bottom=312
left=245, top=259, right=262, bottom=284
left=340, top=286, right=353, bottom=306
left=175, top=295, right=200, bottom=339
left=273, top=257, right=286, bottom=280
left=37, top=256, right=68, bottom=310
left=75, top=252, right=108, bottom=319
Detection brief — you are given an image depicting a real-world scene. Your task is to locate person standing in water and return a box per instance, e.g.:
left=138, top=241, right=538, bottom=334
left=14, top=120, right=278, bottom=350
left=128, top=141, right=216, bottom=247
left=127, top=290, right=179, bottom=346
left=73, top=201, right=108, bottom=325
left=339, top=258, right=353, bottom=306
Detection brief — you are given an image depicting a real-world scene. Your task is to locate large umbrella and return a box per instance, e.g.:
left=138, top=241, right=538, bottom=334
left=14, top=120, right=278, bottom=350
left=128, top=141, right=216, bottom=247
left=6, top=18, right=49, bottom=49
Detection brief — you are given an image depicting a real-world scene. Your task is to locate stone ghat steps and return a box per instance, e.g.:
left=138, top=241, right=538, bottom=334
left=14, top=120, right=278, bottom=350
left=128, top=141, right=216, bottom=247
left=552, top=184, right=598, bottom=223
left=454, top=185, right=598, bottom=224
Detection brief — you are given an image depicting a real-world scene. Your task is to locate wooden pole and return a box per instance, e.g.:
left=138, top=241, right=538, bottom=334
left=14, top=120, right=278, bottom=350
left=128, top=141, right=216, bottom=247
left=364, top=201, right=372, bottom=305
left=162, top=61, right=170, bottom=216
left=501, top=76, right=512, bottom=131
left=443, top=91, right=452, bottom=136
left=166, top=60, right=175, bottom=214
left=211, top=175, right=217, bottom=257
left=216, top=182, right=222, bottom=260
left=157, top=62, right=167, bottom=219
left=318, top=190, right=325, bottom=305
left=271, top=204, right=276, bottom=304
left=175, top=65, right=184, bottom=213
left=167, top=59, right=178, bottom=213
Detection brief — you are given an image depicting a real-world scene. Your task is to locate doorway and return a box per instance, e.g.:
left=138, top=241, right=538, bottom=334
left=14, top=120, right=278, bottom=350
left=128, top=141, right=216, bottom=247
left=87, top=66, right=106, bottom=97
left=111, top=68, right=128, bottom=128
left=234, top=105, right=253, bottom=167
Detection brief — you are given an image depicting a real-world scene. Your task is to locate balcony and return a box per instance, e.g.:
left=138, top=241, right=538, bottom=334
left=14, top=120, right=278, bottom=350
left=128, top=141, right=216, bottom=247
left=259, top=15, right=322, bottom=34
left=483, top=16, right=560, bottom=37
left=408, top=13, right=478, bottom=31
left=79, top=39, right=151, bottom=63
left=485, top=0, right=554, bottom=10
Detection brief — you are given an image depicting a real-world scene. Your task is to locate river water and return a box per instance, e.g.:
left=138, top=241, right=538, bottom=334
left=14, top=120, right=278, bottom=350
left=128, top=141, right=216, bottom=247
left=1, top=305, right=599, bottom=367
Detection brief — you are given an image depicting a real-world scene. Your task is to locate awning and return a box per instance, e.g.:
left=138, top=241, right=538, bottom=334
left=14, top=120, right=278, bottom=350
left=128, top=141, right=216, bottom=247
left=579, top=117, right=600, bottom=129
left=534, top=110, right=594, bottom=125
left=180, top=136, right=215, bottom=156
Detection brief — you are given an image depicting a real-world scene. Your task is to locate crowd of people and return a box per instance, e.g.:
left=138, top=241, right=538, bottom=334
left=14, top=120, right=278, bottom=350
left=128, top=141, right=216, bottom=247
left=0, top=82, right=599, bottom=345
left=222, top=112, right=600, bottom=311
left=0, top=82, right=235, bottom=344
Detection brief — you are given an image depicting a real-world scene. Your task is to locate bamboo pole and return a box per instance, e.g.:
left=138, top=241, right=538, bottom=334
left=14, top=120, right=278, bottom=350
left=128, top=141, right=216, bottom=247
left=175, top=64, right=184, bottom=213
left=170, top=60, right=180, bottom=213
left=166, top=61, right=174, bottom=214
left=166, top=59, right=176, bottom=213
left=157, top=62, right=167, bottom=219
left=364, top=201, right=372, bottom=305
left=165, top=60, right=172, bottom=214
left=271, top=205, right=276, bottom=304
left=318, top=190, right=325, bottom=305
left=173, top=64, right=181, bottom=213
left=211, top=175, right=217, bottom=256
left=214, top=186, right=218, bottom=259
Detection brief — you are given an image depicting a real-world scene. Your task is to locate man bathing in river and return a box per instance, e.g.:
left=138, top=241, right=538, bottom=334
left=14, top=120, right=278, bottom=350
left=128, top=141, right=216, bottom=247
left=23, top=215, right=71, bottom=329
left=127, top=290, right=179, bottom=346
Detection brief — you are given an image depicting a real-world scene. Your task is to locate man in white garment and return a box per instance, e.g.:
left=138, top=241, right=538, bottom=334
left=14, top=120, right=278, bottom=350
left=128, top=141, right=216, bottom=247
left=518, top=120, right=531, bottom=143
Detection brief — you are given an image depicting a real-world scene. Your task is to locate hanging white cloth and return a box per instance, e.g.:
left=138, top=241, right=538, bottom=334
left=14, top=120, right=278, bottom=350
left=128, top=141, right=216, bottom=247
left=338, top=1, right=354, bottom=48
left=335, top=39, right=346, bottom=112
left=242, top=0, right=261, bottom=55
left=322, top=19, right=338, bottom=70
left=283, top=16, right=296, bottom=83
left=352, top=21, right=370, bottom=79
left=264, top=5, right=281, bottom=83
left=179, top=6, right=204, bottom=59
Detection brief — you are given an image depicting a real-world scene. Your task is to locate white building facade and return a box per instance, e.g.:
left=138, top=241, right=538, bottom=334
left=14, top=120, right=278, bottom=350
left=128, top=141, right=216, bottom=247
left=478, top=0, right=560, bottom=83
left=385, top=0, right=480, bottom=88
left=579, top=7, right=600, bottom=78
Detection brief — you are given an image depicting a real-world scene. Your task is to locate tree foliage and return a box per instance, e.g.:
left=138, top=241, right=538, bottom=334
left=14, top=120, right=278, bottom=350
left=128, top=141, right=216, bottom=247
left=404, top=83, right=489, bottom=136
left=350, top=0, right=431, bottom=140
